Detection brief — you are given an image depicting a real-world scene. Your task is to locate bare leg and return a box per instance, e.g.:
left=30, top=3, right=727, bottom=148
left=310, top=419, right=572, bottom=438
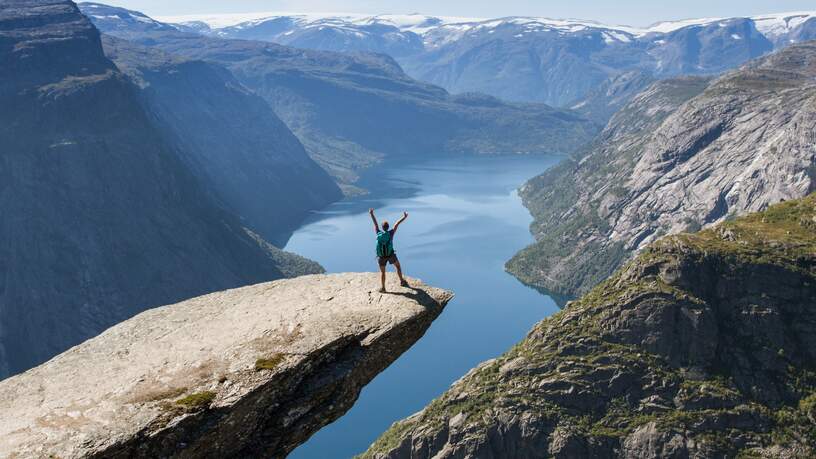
left=394, top=261, right=408, bottom=286
left=379, top=264, right=387, bottom=292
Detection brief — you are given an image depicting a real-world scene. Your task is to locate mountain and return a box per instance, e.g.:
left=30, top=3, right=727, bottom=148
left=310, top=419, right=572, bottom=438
left=568, top=70, right=656, bottom=125
left=506, top=42, right=816, bottom=298
left=570, top=70, right=655, bottom=126
left=100, top=36, right=341, bottom=244
left=363, top=194, right=816, bottom=458
left=79, top=3, right=599, bottom=186
left=158, top=10, right=816, bottom=109
left=398, top=16, right=775, bottom=108
left=0, top=0, right=322, bottom=379
left=0, top=274, right=453, bottom=458
left=156, top=11, right=477, bottom=57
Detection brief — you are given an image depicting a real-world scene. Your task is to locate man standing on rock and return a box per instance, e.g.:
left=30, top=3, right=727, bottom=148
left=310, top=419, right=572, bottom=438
left=369, top=208, right=409, bottom=293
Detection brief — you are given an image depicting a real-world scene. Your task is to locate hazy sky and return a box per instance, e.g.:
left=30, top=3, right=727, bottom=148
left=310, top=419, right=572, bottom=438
left=101, top=0, right=816, bottom=26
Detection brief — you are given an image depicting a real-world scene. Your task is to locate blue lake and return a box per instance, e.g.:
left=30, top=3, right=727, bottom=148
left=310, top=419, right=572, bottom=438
left=285, top=155, right=562, bottom=458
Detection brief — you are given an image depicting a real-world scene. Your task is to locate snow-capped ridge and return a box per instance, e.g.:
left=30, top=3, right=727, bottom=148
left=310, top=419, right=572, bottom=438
left=645, top=11, right=816, bottom=36
left=158, top=11, right=482, bottom=32
left=157, top=9, right=816, bottom=44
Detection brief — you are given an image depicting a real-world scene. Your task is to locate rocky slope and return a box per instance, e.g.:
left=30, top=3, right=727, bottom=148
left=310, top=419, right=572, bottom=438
left=0, top=273, right=454, bottom=458
left=80, top=3, right=598, bottom=186
left=363, top=194, right=816, bottom=459
left=508, top=42, right=816, bottom=298
left=568, top=70, right=656, bottom=126
left=155, top=9, right=816, bottom=108
left=0, top=0, right=320, bottom=379
left=101, top=36, right=342, bottom=244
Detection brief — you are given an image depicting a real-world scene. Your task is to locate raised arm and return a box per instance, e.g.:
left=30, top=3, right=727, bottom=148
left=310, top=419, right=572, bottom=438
left=393, top=211, right=408, bottom=232
left=369, top=208, right=380, bottom=233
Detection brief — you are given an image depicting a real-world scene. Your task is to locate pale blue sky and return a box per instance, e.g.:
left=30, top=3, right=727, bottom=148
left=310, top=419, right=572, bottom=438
left=102, top=0, right=816, bottom=26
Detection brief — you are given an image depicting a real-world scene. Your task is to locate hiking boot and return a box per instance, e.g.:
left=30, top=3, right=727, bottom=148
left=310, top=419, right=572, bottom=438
left=400, top=279, right=409, bottom=287
left=378, top=287, right=386, bottom=293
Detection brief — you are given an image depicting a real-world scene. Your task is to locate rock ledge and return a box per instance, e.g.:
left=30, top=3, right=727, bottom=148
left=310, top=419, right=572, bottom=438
left=0, top=273, right=452, bottom=458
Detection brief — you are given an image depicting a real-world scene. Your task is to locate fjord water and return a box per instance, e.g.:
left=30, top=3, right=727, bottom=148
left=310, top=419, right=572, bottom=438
left=285, top=155, right=562, bottom=458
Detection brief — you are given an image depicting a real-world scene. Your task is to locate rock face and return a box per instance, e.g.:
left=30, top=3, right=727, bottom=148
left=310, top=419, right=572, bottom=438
left=569, top=70, right=656, bottom=126
left=0, top=0, right=322, bottom=379
left=363, top=195, right=816, bottom=459
left=80, top=3, right=598, bottom=186
left=0, top=274, right=453, bottom=458
left=508, top=42, right=816, bottom=298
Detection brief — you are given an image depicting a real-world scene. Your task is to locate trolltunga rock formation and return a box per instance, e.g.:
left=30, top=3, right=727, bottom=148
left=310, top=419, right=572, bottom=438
left=0, top=273, right=452, bottom=458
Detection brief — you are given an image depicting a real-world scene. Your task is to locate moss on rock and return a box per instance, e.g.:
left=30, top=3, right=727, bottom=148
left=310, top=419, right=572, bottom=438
left=255, top=354, right=286, bottom=372
left=175, top=391, right=216, bottom=411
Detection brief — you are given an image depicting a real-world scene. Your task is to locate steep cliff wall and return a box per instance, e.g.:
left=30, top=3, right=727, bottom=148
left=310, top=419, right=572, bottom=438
left=0, top=0, right=321, bottom=379
left=509, top=42, right=816, bottom=298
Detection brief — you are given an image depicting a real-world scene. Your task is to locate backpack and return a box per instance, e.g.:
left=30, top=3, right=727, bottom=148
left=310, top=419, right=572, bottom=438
left=376, top=230, right=394, bottom=257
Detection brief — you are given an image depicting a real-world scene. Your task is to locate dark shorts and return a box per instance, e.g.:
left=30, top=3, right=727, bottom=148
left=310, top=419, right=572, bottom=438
left=377, top=253, right=398, bottom=267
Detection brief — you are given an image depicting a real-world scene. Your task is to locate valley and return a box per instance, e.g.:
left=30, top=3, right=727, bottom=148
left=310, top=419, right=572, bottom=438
left=1, top=0, right=815, bottom=457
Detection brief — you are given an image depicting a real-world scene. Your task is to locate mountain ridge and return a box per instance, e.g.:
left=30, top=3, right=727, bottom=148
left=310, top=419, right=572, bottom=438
left=132, top=6, right=816, bottom=107
left=155, top=9, right=816, bottom=40
left=507, top=41, right=816, bottom=298
left=363, top=193, right=816, bottom=458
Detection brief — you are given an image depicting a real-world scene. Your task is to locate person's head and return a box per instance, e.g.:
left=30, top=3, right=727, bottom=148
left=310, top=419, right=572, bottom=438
left=382, top=221, right=390, bottom=231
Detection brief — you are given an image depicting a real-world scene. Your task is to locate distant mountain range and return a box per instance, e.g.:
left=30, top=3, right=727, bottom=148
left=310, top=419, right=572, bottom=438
left=140, top=7, right=816, bottom=107
left=80, top=3, right=597, bottom=187
left=155, top=9, right=815, bottom=46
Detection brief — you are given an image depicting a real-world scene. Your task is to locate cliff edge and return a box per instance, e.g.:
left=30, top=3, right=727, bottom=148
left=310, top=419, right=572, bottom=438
left=0, top=273, right=453, bottom=458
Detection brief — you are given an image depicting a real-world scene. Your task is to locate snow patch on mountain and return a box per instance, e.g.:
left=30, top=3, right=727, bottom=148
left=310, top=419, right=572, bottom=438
left=645, top=17, right=725, bottom=34
left=645, top=11, right=816, bottom=37
left=83, top=2, right=164, bottom=26
left=752, top=11, right=816, bottom=37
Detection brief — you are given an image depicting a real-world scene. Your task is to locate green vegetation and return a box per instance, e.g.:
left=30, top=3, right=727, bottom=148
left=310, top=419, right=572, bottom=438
left=800, top=393, right=816, bottom=419
left=357, top=419, right=418, bottom=458
left=667, top=195, right=816, bottom=274
left=175, top=391, right=216, bottom=411
left=255, top=354, right=286, bottom=371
